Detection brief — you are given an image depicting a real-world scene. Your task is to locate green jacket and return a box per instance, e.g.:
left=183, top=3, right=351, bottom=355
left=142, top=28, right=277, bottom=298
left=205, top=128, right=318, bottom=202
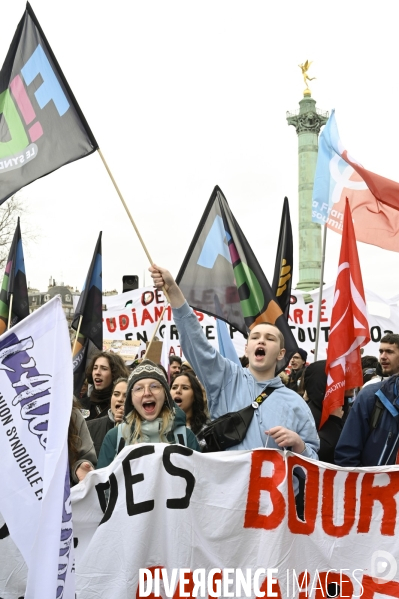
left=97, top=406, right=200, bottom=469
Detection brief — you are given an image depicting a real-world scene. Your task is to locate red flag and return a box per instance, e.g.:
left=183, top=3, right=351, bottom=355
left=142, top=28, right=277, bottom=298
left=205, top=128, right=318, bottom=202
left=321, top=198, right=370, bottom=428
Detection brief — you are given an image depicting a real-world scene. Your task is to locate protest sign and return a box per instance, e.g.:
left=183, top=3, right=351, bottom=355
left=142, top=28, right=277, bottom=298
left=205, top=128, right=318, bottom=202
left=69, top=446, right=399, bottom=598
left=102, top=287, right=247, bottom=361
left=3, top=446, right=399, bottom=598
left=103, top=286, right=399, bottom=364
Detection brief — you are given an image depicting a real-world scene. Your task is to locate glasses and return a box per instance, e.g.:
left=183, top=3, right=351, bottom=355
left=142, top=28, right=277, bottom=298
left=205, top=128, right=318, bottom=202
left=364, top=368, right=376, bottom=375
left=132, top=383, right=163, bottom=397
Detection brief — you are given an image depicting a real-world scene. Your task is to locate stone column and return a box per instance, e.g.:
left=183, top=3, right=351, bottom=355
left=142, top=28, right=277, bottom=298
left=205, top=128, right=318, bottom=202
left=286, top=93, right=328, bottom=291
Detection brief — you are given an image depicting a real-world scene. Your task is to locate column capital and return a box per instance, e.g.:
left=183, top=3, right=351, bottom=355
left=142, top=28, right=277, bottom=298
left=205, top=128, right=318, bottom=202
left=286, top=97, right=328, bottom=135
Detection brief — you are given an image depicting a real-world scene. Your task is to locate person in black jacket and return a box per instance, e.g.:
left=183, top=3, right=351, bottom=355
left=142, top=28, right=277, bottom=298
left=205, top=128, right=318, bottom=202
left=81, top=351, right=129, bottom=420
left=87, top=378, right=127, bottom=456
left=303, top=360, right=345, bottom=464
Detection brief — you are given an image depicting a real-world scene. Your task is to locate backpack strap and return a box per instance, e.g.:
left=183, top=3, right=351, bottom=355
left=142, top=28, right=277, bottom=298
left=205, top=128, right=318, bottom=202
left=375, top=389, right=399, bottom=419
left=173, top=425, right=187, bottom=446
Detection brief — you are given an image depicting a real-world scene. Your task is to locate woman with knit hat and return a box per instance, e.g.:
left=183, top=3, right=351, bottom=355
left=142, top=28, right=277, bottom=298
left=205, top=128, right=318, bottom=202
left=97, top=360, right=200, bottom=468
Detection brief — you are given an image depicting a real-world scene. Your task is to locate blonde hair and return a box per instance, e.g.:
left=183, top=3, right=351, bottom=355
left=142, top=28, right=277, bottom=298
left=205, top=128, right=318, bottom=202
left=124, top=403, right=173, bottom=445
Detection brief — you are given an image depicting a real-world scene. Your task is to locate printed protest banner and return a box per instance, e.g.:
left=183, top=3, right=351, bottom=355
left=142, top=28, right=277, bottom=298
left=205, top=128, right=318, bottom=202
left=103, top=286, right=399, bottom=365
left=102, top=286, right=247, bottom=361
left=68, top=446, right=399, bottom=598
left=0, top=296, right=74, bottom=599
left=3, top=447, right=399, bottom=598
left=289, top=284, right=399, bottom=361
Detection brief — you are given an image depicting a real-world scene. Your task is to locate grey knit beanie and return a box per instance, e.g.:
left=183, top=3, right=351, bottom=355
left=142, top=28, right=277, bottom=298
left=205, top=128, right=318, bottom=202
left=125, top=359, right=174, bottom=416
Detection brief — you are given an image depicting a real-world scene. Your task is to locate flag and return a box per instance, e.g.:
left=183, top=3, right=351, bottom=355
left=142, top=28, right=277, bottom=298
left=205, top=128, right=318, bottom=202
left=272, top=197, right=293, bottom=319
left=71, top=232, right=102, bottom=396
left=0, top=3, right=98, bottom=204
left=321, top=199, right=370, bottom=428
left=176, top=186, right=298, bottom=371
left=0, top=217, right=29, bottom=335
left=312, top=109, right=399, bottom=252
left=0, top=296, right=74, bottom=599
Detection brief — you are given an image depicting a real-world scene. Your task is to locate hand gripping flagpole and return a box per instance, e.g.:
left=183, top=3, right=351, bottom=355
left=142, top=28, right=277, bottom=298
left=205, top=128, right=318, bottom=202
left=97, top=149, right=171, bottom=357
left=314, top=225, right=328, bottom=360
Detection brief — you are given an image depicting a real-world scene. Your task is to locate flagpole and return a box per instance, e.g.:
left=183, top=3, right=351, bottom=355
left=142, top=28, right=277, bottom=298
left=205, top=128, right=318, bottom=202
left=314, top=225, right=328, bottom=360
left=72, top=315, right=83, bottom=356
left=143, top=306, right=167, bottom=360
left=7, top=294, right=13, bottom=330
left=97, top=149, right=155, bottom=263
left=97, top=148, right=172, bottom=360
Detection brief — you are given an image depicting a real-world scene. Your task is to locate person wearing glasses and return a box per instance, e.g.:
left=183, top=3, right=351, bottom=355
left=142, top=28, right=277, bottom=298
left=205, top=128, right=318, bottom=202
left=97, top=360, right=200, bottom=468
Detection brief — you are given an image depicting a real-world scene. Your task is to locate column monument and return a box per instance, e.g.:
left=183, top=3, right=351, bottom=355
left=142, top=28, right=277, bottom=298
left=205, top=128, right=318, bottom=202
left=286, top=61, right=328, bottom=291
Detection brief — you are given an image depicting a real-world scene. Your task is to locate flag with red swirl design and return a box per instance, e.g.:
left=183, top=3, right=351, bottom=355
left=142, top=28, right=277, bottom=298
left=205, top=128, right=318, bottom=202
left=321, top=198, right=370, bottom=428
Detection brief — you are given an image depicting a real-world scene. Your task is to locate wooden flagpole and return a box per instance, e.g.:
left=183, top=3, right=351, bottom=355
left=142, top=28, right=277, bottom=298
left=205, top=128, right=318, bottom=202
left=72, top=314, right=83, bottom=356
left=97, top=149, right=154, bottom=265
left=97, top=149, right=170, bottom=358
left=143, top=306, right=168, bottom=360
left=7, top=294, right=13, bottom=331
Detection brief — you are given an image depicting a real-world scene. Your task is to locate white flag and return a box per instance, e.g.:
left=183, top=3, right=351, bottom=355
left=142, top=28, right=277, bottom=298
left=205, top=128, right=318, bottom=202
left=0, top=296, right=74, bottom=599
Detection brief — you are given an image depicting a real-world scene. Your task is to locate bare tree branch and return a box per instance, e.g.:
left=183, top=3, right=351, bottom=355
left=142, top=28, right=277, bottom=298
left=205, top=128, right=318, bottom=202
left=0, top=194, right=39, bottom=273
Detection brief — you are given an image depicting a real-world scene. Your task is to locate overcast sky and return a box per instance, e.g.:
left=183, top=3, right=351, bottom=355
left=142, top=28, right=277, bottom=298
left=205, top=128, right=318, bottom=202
left=2, top=1, right=399, bottom=299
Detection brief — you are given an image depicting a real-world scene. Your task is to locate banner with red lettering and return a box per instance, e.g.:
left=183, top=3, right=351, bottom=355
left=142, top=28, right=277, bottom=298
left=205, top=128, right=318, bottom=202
left=3, top=447, right=399, bottom=598
left=102, top=287, right=247, bottom=360
left=103, top=286, right=399, bottom=364
left=289, top=285, right=399, bottom=361
left=70, top=446, right=399, bottom=598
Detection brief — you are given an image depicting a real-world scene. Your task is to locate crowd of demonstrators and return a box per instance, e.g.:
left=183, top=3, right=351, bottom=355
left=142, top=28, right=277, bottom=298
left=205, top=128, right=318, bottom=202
left=97, top=360, right=200, bottom=468
left=170, top=370, right=210, bottom=435
left=286, top=349, right=307, bottom=396
left=81, top=352, right=130, bottom=420
left=149, top=265, right=319, bottom=482
left=68, top=284, right=399, bottom=484
left=87, top=378, right=128, bottom=456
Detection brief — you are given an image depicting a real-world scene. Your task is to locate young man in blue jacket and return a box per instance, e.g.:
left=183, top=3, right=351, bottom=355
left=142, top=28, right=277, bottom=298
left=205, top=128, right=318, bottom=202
left=335, top=375, right=399, bottom=466
left=150, top=265, right=319, bottom=462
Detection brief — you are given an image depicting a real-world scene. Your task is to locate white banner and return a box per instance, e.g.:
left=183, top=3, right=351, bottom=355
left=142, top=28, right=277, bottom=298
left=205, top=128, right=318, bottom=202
left=103, top=286, right=399, bottom=364
left=102, top=287, right=247, bottom=361
left=3, top=447, right=399, bottom=598
left=0, top=297, right=74, bottom=599
left=69, top=446, right=399, bottom=598
left=288, top=284, right=399, bottom=361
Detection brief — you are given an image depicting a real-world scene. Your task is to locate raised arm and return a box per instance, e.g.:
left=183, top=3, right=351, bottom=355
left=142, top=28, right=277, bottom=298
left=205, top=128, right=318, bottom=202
left=149, top=265, right=238, bottom=415
left=149, top=264, right=185, bottom=308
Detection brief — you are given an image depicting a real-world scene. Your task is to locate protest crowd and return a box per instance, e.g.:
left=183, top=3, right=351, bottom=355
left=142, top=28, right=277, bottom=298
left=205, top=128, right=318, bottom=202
left=2, top=5, right=399, bottom=599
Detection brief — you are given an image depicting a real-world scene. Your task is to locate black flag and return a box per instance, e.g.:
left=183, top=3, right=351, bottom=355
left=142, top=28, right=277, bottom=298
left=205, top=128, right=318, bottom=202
left=72, top=233, right=102, bottom=396
left=272, top=197, right=293, bottom=319
left=0, top=3, right=98, bottom=204
left=0, top=217, right=29, bottom=334
left=176, top=186, right=298, bottom=371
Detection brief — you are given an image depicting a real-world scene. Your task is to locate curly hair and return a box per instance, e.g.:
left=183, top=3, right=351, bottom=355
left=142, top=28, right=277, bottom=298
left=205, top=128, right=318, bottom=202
left=85, top=351, right=129, bottom=385
left=170, top=370, right=209, bottom=435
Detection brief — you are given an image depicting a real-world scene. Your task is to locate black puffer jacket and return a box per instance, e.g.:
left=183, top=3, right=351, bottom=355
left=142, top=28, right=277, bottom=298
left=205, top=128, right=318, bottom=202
left=304, top=360, right=344, bottom=464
